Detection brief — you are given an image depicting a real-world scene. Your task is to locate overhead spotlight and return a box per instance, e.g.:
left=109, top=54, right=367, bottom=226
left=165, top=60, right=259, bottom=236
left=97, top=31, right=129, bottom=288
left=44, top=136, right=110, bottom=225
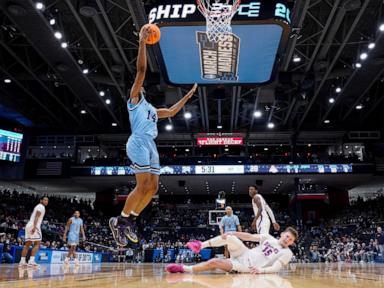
left=293, top=56, right=301, bottom=62
left=185, top=148, right=190, bottom=152
left=105, top=99, right=111, bottom=105
left=368, top=42, right=375, bottom=49
left=99, top=91, right=105, bottom=96
left=253, top=110, right=262, bottom=118
left=264, top=148, right=269, bottom=151
left=112, top=123, right=117, bottom=127
left=35, top=2, right=45, bottom=10
left=61, top=42, right=68, bottom=48
left=329, top=98, right=335, bottom=104
left=355, top=104, right=363, bottom=110
left=82, top=68, right=89, bottom=74
left=308, top=144, right=312, bottom=147
left=184, top=112, right=192, bottom=119
left=225, top=148, right=229, bottom=152
left=49, top=18, right=56, bottom=25
left=360, top=53, right=368, bottom=60
left=355, top=63, right=362, bottom=68
left=324, top=119, right=330, bottom=124
left=379, top=24, right=384, bottom=32
left=4, top=79, right=11, bottom=83
left=335, top=87, right=341, bottom=93
left=78, top=59, right=84, bottom=65
left=80, top=110, right=86, bottom=114
left=165, top=124, right=173, bottom=131
left=267, top=122, right=275, bottom=129
left=217, top=125, right=222, bottom=129
left=54, top=31, right=62, bottom=39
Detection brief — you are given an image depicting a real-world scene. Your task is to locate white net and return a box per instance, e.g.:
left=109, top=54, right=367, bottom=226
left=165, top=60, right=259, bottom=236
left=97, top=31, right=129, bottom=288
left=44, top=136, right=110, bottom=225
left=197, top=0, right=240, bottom=42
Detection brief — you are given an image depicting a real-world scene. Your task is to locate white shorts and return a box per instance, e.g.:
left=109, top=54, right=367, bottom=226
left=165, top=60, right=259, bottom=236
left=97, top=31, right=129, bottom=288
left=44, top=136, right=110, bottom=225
left=256, top=216, right=271, bottom=235
left=225, top=235, right=251, bottom=273
left=25, top=223, right=42, bottom=242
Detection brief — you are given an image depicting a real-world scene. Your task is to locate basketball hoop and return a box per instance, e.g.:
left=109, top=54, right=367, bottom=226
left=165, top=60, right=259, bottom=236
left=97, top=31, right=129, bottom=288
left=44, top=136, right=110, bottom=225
left=196, top=0, right=241, bottom=43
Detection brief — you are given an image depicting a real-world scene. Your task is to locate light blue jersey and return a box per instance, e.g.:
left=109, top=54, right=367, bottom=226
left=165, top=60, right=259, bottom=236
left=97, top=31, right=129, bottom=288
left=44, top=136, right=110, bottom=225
left=220, top=215, right=240, bottom=233
left=67, top=217, right=83, bottom=245
left=128, top=92, right=158, bottom=139
left=126, top=92, right=160, bottom=175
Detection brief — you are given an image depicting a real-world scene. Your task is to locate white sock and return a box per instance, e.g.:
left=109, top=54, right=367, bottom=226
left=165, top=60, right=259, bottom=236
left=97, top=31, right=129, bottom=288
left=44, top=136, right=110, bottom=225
left=121, top=211, right=130, bottom=217
left=29, top=256, right=35, bottom=263
left=183, top=265, right=193, bottom=273
left=20, top=257, right=26, bottom=263
left=131, top=211, right=139, bottom=217
left=201, top=236, right=227, bottom=249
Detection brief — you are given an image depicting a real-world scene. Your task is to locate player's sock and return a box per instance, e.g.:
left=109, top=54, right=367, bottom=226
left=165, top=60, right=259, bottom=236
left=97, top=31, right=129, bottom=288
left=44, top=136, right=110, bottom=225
left=20, top=257, right=26, bottom=264
left=130, top=211, right=139, bottom=221
left=29, top=256, right=35, bottom=263
left=121, top=211, right=130, bottom=217
left=117, top=215, right=129, bottom=226
left=201, top=236, right=226, bottom=249
left=183, top=265, right=193, bottom=273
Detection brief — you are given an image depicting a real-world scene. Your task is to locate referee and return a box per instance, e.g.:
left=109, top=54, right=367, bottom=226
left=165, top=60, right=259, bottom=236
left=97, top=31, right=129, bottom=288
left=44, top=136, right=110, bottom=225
left=219, top=206, right=242, bottom=258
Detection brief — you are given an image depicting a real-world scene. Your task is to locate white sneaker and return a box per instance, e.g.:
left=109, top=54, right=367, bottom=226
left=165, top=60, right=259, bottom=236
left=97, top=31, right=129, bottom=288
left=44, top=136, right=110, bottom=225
left=27, top=261, right=40, bottom=268
left=64, top=258, right=70, bottom=265
left=74, top=259, right=80, bottom=266
left=18, top=262, right=27, bottom=267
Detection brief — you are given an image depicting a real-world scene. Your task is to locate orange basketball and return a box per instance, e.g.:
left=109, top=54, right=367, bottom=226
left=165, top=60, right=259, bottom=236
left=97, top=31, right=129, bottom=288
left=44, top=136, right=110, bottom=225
left=142, top=24, right=161, bottom=45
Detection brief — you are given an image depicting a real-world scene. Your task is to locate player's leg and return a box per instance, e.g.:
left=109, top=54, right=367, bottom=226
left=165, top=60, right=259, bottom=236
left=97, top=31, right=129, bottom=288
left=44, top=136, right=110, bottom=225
left=258, top=218, right=271, bottom=235
left=19, top=241, right=32, bottom=266
left=122, top=172, right=153, bottom=215
left=167, top=258, right=233, bottom=273
left=28, top=241, right=40, bottom=266
left=131, top=139, right=160, bottom=214
left=132, top=173, right=159, bottom=214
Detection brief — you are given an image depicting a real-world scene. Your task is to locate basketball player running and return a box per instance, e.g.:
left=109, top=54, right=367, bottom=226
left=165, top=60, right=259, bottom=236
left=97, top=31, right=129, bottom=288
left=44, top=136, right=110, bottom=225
left=249, top=185, right=280, bottom=234
left=63, top=210, right=86, bottom=265
left=166, top=227, right=298, bottom=274
left=19, top=196, right=49, bottom=267
left=109, top=25, right=198, bottom=246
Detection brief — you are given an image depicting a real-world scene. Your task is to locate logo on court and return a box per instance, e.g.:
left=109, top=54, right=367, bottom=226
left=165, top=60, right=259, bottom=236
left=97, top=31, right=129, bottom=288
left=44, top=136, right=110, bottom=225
left=196, top=32, right=240, bottom=81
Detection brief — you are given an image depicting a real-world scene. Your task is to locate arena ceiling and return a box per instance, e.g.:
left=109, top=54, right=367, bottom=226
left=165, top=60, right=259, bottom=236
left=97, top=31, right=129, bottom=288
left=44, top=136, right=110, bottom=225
left=0, top=0, right=384, bottom=135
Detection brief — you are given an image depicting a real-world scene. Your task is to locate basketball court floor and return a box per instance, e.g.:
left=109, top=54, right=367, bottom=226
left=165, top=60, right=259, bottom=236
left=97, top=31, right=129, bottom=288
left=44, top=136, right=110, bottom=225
left=0, top=263, right=383, bottom=288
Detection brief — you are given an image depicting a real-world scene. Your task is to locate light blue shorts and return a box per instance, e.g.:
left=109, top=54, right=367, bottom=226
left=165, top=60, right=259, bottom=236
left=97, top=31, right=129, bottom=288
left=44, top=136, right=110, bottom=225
left=67, top=233, right=79, bottom=245
left=126, top=135, right=160, bottom=175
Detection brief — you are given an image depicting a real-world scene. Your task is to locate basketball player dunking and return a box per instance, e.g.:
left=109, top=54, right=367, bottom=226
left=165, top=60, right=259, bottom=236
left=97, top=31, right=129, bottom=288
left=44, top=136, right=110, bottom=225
left=109, top=25, right=198, bottom=246
left=19, top=196, right=49, bottom=267
left=63, top=210, right=86, bottom=265
left=249, top=185, right=280, bottom=234
left=167, top=227, right=298, bottom=274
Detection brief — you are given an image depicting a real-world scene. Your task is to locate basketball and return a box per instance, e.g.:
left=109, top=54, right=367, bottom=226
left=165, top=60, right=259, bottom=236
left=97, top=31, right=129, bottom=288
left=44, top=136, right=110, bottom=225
left=142, top=24, right=161, bottom=45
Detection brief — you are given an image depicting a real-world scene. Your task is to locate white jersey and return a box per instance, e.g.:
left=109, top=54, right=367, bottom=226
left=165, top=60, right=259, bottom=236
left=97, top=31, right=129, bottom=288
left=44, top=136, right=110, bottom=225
left=252, top=194, right=269, bottom=220
left=245, top=234, right=292, bottom=268
left=27, top=203, right=45, bottom=228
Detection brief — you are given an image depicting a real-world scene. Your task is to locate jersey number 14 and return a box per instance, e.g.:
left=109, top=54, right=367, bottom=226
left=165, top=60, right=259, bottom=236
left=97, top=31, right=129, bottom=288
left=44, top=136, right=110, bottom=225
left=147, top=110, right=156, bottom=123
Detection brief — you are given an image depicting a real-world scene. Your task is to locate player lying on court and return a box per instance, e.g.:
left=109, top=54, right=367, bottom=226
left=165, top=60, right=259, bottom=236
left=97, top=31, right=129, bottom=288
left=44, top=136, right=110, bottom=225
left=63, top=210, right=86, bottom=265
left=166, top=227, right=298, bottom=274
left=109, top=24, right=198, bottom=246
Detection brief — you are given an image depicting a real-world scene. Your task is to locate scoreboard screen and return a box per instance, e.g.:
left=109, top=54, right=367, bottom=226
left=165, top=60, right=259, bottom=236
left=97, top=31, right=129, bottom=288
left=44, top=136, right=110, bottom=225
left=148, top=0, right=292, bottom=85
left=0, top=129, right=23, bottom=162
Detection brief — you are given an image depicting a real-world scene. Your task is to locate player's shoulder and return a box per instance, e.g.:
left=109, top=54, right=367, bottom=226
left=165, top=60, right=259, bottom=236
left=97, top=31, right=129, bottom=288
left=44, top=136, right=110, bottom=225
left=36, top=203, right=45, bottom=210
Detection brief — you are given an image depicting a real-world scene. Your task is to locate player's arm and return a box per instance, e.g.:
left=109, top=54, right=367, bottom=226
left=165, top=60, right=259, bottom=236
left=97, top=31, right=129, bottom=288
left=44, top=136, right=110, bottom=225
left=81, top=224, right=86, bottom=241
left=63, top=219, right=72, bottom=242
left=265, top=204, right=280, bottom=231
left=252, top=196, right=262, bottom=230
left=250, top=259, right=284, bottom=274
left=31, top=211, right=41, bottom=233
left=129, top=26, right=151, bottom=104
left=157, top=84, right=198, bottom=119
left=219, top=217, right=224, bottom=235
left=223, top=231, right=262, bottom=242
left=236, top=216, right=242, bottom=232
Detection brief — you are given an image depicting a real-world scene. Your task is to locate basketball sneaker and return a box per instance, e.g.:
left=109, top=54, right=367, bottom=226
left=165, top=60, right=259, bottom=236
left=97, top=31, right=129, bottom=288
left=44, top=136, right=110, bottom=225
left=109, top=217, right=128, bottom=246
left=27, top=261, right=40, bottom=268
left=115, top=216, right=138, bottom=244
left=186, top=240, right=202, bottom=254
left=166, top=264, right=185, bottom=273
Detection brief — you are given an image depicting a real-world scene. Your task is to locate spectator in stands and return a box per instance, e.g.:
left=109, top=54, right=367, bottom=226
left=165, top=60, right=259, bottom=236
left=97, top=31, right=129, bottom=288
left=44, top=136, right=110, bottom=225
left=376, top=226, right=384, bottom=256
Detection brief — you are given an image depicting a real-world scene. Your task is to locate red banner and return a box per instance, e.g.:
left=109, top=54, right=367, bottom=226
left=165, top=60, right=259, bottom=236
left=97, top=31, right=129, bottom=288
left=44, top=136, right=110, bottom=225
left=197, top=137, right=244, bottom=146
